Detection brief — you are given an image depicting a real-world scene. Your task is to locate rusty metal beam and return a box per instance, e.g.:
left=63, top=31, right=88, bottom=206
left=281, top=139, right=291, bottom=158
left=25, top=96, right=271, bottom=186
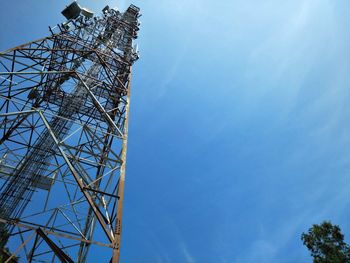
left=111, top=71, right=132, bottom=263
left=0, top=217, right=112, bottom=248
left=36, top=228, right=74, bottom=263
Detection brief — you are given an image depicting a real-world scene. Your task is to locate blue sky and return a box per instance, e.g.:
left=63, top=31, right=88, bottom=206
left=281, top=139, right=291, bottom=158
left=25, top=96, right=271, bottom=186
left=1, top=0, right=350, bottom=262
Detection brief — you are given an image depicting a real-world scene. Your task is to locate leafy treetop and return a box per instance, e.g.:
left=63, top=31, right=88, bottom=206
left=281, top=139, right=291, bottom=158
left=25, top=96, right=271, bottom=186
left=301, top=221, right=350, bottom=263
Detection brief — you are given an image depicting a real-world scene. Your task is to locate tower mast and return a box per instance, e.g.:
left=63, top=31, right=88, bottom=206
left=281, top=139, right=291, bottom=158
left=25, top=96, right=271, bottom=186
left=0, top=2, right=140, bottom=262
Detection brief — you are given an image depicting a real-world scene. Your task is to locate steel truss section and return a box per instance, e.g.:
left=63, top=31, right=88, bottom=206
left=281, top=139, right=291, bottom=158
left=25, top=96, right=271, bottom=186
left=0, top=4, right=140, bottom=262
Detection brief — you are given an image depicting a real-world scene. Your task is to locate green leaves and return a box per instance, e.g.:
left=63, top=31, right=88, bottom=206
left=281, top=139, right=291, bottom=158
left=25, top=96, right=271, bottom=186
left=301, top=221, right=350, bottom=263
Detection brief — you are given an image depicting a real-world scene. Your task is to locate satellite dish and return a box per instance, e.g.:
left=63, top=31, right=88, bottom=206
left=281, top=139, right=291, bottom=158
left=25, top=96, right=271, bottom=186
left=102, top=5, right=110, bottom=13
left=81, top=7, right=94, bottom=18
left=61, top=1, right=82, bottom=20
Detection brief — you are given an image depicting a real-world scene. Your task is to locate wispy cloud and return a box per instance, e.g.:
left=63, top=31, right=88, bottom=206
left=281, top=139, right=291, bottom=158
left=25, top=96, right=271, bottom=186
left=180, top=241, right=196, bottom=263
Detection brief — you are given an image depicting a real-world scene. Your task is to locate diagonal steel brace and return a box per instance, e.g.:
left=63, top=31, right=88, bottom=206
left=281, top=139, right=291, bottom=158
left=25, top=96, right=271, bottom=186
left=38, top=110, right=114, bottom=243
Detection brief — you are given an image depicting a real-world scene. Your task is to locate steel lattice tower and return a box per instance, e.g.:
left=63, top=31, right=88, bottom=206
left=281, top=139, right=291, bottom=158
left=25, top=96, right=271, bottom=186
left=0, top=2, right=140, bottom=262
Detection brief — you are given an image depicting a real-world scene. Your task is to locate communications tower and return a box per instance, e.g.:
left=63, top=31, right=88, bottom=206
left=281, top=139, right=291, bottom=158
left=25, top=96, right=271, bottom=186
left=0, top=2, right=140, bottom=262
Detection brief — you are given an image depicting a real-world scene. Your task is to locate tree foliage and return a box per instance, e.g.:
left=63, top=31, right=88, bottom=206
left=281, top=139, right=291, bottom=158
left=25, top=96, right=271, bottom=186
left=301, top=221, right=350, bottom=263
